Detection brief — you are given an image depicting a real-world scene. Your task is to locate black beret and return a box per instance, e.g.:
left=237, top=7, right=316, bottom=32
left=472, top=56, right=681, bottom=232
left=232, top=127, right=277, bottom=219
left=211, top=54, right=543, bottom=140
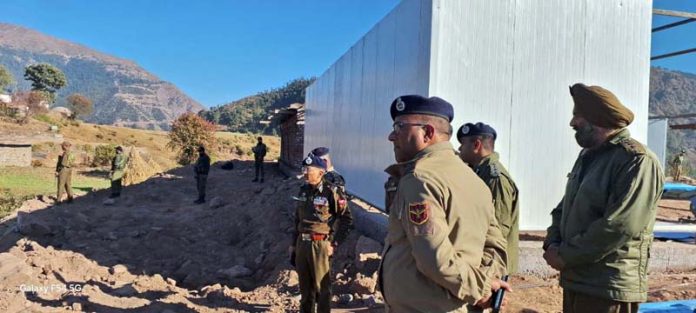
left=390, top=95, right=454, bottom=122
left=457, top=122, right=497, bottom=142
left=303, top=153, right=327, bottom=170
left=311, top=147, right=330, bottom=157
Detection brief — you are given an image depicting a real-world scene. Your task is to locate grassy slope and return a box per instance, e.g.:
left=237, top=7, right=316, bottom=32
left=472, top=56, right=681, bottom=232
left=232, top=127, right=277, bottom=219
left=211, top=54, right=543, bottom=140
left=0, top=116, right=280, bottom=218
left=0, top=167, right=110, bottom=197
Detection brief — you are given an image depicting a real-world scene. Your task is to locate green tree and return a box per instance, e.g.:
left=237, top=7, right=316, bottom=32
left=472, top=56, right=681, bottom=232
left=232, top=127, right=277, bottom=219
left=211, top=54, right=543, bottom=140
left=24, top=63, right=67, bottom=104
left=167, top=112, right=218, bottom=165
left=0, top=65, right=14, bottom=92
left=66, top=93, right=93, bottom=120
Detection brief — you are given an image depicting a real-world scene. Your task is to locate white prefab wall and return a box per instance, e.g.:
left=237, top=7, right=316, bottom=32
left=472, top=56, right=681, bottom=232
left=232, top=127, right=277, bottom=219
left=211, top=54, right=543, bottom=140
left=648, top=118, right=668, bottom=170
left=305, top=0, right=653, bottom=230
left=305, top=0, right=433, bottom=208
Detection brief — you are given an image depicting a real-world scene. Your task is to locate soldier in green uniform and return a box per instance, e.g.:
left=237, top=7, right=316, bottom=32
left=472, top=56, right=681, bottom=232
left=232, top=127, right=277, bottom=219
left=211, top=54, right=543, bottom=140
left=380, top=95, right=510, bottom=312
left=55, top=141, right=74, bottom=204
left=109, top=146, right=128, bottom=198
left=543, top=84, right=664, bottom=313
left=289, top=153, right=353, bottom=313
left=457, top=122, right=520, bottom=274
left=193, top=146, right=211, bottom=204
left=671, top=148, right=686, bottom=181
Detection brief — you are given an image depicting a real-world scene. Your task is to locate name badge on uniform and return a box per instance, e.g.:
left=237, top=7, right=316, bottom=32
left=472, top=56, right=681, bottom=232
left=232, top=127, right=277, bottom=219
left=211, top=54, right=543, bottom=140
left=313, top=197, right=328, bottom=206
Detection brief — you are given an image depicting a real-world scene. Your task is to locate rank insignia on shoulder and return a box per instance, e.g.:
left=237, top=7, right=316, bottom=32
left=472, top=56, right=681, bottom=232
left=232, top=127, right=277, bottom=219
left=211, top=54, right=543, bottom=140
left=490, top=164, right=499, bottom=177
left=408, top=202, right=429, bottom=225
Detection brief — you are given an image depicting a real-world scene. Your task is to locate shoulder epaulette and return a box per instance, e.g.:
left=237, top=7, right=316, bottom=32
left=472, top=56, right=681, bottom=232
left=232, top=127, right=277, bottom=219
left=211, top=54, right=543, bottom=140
left=619, top=138, right=646, bottom=155
left=489, top=163, right=500, bottom=177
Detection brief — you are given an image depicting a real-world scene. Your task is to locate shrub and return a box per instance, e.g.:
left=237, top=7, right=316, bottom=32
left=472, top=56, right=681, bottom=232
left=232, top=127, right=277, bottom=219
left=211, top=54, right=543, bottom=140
left=34, top=114, right=55, bottom=124
left=167, top=113, right=217, bottom=165
left=92, top=144, right=116, bottom=167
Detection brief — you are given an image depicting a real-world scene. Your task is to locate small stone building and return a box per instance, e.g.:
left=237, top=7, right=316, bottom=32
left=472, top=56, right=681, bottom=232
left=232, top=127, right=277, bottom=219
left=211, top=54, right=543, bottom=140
left=262, top=103, right=305, bottom=173
left=0, top=141, right=32, bottom=167
left=0, top=135, right=64, bottom=167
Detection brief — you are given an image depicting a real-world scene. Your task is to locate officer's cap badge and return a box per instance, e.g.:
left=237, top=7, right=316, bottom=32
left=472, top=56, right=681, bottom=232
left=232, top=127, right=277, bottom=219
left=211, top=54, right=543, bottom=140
left=395, top=97, right=406, bottom=111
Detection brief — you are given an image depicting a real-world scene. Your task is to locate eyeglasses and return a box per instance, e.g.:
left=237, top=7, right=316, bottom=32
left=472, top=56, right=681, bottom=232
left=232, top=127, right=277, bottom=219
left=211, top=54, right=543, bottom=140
left=392, top=121, right=428, bottom=133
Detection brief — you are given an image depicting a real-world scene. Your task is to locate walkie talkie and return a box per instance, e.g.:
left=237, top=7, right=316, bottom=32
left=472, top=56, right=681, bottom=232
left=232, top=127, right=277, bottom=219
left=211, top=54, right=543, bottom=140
left=492, top=275, right=509, bottom=313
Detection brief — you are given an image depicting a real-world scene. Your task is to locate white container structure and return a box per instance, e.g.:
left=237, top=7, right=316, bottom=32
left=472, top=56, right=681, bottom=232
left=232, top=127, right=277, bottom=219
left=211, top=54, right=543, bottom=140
left=305, top=0, right=653, bottom=230
left=648, top=118, right=668, bottom=170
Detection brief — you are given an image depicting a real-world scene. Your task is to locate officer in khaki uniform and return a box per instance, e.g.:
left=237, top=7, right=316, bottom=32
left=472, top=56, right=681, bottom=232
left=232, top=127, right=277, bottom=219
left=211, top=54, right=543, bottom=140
left=311, top=147, right=349, bottom=207
left=290, top=153, right=353, bottom=313
left=379, top=95, right=510, bottom=312
left=55, top=141, right=74, bottom=204
left=543, top=84, right=664, bottom=313
left=457, top=122, right=520, bottom=274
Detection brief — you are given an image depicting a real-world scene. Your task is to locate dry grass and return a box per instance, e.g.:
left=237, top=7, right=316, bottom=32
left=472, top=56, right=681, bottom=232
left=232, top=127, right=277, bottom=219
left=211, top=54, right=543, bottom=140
left=0, top=116, right=280, bottom=216
left=122, top=148, right=162, bottom=186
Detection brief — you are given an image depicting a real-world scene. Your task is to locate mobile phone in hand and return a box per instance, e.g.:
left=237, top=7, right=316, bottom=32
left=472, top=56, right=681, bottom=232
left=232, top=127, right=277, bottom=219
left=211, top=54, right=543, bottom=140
left=492, top=275, right=509, bottom=313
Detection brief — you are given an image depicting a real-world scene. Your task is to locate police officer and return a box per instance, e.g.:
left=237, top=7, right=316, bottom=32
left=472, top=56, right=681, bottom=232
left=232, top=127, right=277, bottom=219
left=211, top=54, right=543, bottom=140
left=55, top=141, right=74, bottom=204
left=290, top=153, right=353, bottom=313
left=252, top=137, right=267, bottom=183
left=380, top=95, right=510, bottom=312
left=311, top=147, right=349, bottom=205
left=457, top=122, right=520, bottom=274
left=109, top=146, right=128, bottom=198
left=543, top=84, right=664, bottom=313
left=193, top=146, right=211, bottom=204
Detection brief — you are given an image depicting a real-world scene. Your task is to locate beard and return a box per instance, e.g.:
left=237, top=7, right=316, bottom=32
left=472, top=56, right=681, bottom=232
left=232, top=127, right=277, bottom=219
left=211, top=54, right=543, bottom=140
left=574, top=123, right=597, bottom=148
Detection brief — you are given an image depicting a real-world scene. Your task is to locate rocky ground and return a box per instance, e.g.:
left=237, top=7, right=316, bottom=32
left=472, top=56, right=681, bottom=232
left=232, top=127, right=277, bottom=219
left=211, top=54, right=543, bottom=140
left=0, top=161, right=694, bottom=313
left=0, top=161, right=383, bottom=312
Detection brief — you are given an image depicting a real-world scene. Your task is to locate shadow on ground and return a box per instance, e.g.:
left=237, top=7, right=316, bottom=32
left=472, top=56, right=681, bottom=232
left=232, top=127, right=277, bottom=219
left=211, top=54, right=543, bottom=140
left=0, top=160, right=300, bottom=312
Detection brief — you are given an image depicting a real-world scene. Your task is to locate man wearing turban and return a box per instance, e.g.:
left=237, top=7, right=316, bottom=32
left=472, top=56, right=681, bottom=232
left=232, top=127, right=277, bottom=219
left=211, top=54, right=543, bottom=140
left=543, top=83, right=664, bottom=312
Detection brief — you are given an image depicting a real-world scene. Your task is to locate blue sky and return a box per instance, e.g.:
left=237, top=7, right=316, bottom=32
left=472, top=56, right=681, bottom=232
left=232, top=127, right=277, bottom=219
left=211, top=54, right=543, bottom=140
left=652, top=0, right=696, bottom=75
left=2, top=0, right=694, bottom=107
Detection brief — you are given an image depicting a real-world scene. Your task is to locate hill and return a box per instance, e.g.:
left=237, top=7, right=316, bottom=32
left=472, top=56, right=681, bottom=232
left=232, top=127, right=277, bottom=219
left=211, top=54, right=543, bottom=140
left=0, top=23, right=203, bottom=130
left=649, top=67, right=696, bottom=174
left=199, top=78, right=315, bottom=134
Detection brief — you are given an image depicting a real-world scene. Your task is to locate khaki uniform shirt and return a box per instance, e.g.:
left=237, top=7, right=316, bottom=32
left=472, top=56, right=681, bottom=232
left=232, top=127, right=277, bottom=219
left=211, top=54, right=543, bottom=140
left=293, top=183, right=353, bottom=246
left=379, top=142, right=507, bottom=312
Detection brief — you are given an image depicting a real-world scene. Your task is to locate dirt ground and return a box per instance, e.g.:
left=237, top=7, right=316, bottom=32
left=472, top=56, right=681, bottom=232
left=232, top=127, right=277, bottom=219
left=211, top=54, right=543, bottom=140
left=0, top=161, right=695, bottom=313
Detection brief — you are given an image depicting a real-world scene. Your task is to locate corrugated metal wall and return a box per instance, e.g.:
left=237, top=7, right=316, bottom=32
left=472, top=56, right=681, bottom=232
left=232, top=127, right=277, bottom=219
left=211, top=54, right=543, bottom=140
left=648, top=118, right=668, bottom=170
left=305, top=0, right=432, bottom=207
left=430, top=0, right=653, bottom=230
left=305, top=0, right=653, bottom=230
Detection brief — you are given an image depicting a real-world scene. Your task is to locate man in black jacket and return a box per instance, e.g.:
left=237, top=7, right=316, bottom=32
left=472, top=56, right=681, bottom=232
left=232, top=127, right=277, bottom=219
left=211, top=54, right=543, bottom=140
left=194, top=146, right=211, bottom=204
